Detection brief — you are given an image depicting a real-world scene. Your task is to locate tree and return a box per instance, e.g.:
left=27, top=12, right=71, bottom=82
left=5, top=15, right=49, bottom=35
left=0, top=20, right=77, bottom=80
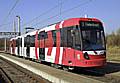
left=116, top=28, right=120, bottom=35
left=106, top=28, right=120, bottom=47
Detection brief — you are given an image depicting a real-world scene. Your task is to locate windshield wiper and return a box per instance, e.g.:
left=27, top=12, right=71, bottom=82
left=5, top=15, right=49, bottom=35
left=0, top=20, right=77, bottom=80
left=82, top=39, right=91, bottom=50
left=82, top=39, right=98, bottom=50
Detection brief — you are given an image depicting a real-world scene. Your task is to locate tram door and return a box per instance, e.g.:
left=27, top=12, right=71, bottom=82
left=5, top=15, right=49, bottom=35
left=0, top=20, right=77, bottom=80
left=26, top=35, right=30, bottom=58
left=17, top=38, right=20, bottom=55
left=65, top=26, right=81, bottom=65
left=18, top=38, right=22, bottom=56
left=39, top=31, right=45, bottom=61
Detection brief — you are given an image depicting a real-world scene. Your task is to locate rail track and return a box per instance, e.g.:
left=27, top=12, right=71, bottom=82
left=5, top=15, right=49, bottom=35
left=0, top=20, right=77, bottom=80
left=0, top=56, right=50, bottom=83
left=0, top=52, right=120, bottom=83
left=0, top=67, right=13, bottom=83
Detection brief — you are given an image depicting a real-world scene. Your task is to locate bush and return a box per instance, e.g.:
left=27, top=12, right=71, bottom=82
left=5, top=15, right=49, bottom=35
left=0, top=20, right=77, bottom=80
left=106, top=28, right=120, bottom=47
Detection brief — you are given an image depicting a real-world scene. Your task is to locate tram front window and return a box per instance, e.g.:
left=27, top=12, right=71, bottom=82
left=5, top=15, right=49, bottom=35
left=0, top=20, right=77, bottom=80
left=80, top=21, right=105, bottom=51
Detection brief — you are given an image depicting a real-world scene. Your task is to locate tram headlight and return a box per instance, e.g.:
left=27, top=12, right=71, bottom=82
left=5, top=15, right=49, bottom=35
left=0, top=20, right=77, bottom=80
left=84, top=52, right=90, bottom=60
left=77, top=54, right=80, bottom=60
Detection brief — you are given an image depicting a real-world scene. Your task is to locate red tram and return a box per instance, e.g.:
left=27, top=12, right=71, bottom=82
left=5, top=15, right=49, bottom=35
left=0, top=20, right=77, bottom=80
left=10, top=17, right=106, bottom=69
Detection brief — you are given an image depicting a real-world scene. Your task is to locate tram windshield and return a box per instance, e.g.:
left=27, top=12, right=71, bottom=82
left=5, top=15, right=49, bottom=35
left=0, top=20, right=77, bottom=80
left=80, top=21, right=106, bottom=51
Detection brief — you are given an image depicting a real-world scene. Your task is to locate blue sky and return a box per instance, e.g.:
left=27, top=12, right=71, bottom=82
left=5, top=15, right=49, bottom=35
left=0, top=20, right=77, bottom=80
left=0, top=0, right=120, bottom=34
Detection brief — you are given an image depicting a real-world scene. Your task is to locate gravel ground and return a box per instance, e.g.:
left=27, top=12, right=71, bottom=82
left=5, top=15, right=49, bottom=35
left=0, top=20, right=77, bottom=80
left=0, top=57, right=50, bottom=83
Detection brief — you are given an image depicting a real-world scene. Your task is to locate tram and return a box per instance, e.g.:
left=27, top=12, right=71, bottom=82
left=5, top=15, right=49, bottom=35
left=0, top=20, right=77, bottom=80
left=10, top=17, right=106, bottom=69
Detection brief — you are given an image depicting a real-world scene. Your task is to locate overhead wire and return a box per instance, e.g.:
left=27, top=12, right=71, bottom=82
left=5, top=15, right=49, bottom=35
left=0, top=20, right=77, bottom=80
left=22, top=0, right=66, bottom=27
left=0, top=0, right=92, bottom=30
left=31, top=0, right=92, bottom=28
left=0, top=0, right=20, bottom=28
left=59, top=0, right=62, bottom=20
left=0, top=22, right=12, bottom=27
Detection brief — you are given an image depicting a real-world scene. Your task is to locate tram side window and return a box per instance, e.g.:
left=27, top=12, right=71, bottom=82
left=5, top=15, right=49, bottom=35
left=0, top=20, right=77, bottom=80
left=38, top=33, right=40, bottom=40
left=19, top=38, right=22, bottom=47
left=74, top=26, right=81, bottom=50
left=30, top=35, right=35, bottom=47
left=21, top=38, right=22, bottom=47
left=60, top=28, right=67, bottom=47
left=24, top=37, right=27, bottom=47
left=44, top=32, right=48, bottom=39
left=24, top=35, right=30, bottom=47
left=16, top=39, right=19, bottom=47
left=60, top=27, right=73, bottom=47
left=52, top=30, right=56, bottom=47
left=67, top=27, right=73, bottom=47
left=38, top=31, right=48, bottom=40
left=61, top=26, right=81, bottom=50
left=27, top=36, right=30, bottom=46
left=16, top=38, right=21, bottom=47
left=40, top=32, right=44, bottom=40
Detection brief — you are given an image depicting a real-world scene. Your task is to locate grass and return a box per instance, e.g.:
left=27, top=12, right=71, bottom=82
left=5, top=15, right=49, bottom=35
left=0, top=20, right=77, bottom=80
left=107, top=46, right=120, bottom=61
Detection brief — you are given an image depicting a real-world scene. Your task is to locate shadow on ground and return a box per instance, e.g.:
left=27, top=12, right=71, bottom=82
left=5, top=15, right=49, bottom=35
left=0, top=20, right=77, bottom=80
left=71, top=62, right=120, bottom=76
left=103, top=62, right=120, bottom=74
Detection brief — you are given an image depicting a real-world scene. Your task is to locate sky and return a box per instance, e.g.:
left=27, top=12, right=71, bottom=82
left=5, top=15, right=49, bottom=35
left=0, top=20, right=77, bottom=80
left=0, top=0, right=120, bottom=34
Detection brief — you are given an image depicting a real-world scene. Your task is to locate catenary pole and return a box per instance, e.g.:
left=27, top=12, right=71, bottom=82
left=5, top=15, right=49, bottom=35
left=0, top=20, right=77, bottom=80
left=16, top=15, right=21, bottom=36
